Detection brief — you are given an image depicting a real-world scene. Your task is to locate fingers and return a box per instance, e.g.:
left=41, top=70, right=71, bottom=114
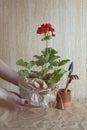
left=0, top=87, right=8, bottom=100
left=0, top=87, right=29, bottom=106
left=7, top=91, right=29, bottom=106
left=20, top=98, right=29, bottom=105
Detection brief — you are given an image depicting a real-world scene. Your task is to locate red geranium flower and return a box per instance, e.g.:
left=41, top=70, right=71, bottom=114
left=37, top=23, right=55, bottom=35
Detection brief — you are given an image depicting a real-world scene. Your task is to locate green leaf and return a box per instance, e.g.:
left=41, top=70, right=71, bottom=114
left=44, top=53, right=50, bottom=62
left=37, top=70, right=47, bottom=79
left=34, top=55, right=47, bottom=66
left=48, top=69, right=66, bottom=83
left=49, top=55, right=60, bottom=63
left=16, top=59, right=28, bottom=68
left=41, top=47, right=60, bottom=63
left=16, top=59, right=36, bottom=69
left=58, top=69, right=67, bottom=75
left=58, top=59, right=70, bottom=66
left=48, top=65, right=53, bottom=70
left=18, top=69, right=29, bottom=78
left=42, top=47, right=58, bottom=55
left=16, top=59, right=26, bottom=66
left=27, top=61, right=36, bottom=69
left=34, top=55, right=41, bottom=59
left=41, top=35, right=52, bottom=41
left=49, top=61, right=59, bottom=66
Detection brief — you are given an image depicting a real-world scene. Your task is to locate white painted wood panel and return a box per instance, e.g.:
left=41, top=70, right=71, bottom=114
left=0, top=0, right=87, bottom=98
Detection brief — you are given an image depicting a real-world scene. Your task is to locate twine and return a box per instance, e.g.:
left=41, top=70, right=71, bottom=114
left=55, top=86, right=64, bottom=110
left=57, top=91, right=64, bottom=110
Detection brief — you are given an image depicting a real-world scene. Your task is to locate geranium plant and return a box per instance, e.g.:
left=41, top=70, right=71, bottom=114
left=16, top=23, right=70, bottom=85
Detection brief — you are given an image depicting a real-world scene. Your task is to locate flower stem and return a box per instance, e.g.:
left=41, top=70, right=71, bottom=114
left=45, top=34, right=48, bottom=69
left=46, top=39, right=48, bottom=49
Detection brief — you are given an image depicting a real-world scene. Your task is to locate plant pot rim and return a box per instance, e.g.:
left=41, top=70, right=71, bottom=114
left=59, top=88, right=71, bottom=93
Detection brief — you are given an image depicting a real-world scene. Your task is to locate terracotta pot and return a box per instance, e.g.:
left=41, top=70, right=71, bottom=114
left=56, top=89, right=72, bottom=110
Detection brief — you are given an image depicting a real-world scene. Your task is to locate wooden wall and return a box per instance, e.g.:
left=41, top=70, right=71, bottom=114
left=0, top=0, right=87, bottom=98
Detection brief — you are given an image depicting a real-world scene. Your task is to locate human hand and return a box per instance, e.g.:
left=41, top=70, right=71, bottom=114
left=0, top=87, right=29, bottom=107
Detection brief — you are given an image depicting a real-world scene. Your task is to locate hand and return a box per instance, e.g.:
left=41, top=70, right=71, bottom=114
left=0, top=87, right=29, bottom=106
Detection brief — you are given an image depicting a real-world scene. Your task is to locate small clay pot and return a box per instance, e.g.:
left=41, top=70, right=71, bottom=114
left=56, top=89, right=72, bottom=110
